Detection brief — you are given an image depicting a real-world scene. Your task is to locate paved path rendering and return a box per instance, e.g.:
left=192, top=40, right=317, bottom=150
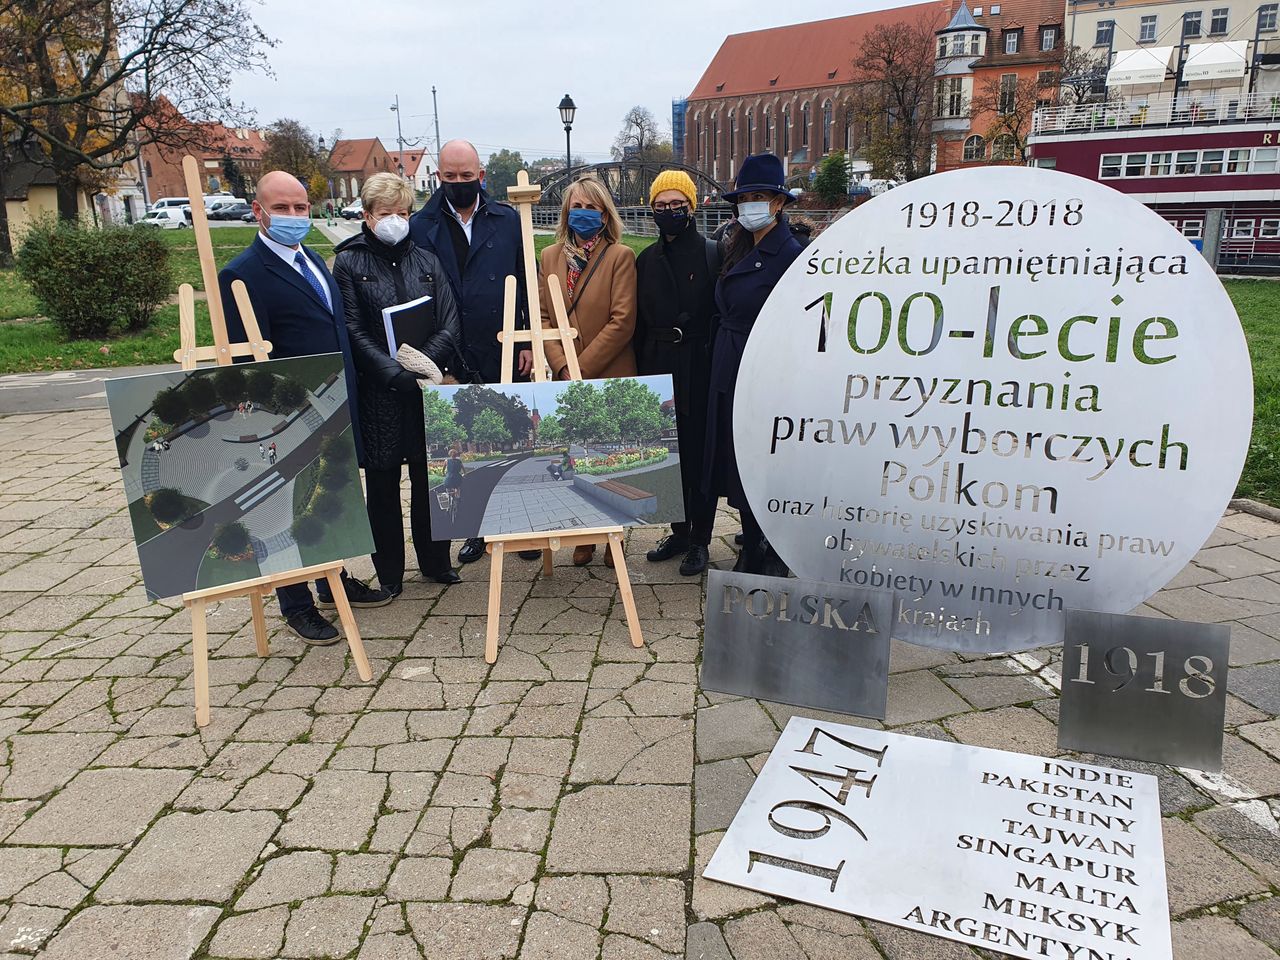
left=0, top=408, right=1276, bottom=960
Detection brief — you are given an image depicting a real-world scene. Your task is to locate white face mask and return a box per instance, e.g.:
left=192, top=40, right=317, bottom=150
left=373, top=214, right=410, bottom=245
left=737, top=201, right=775, bottom=232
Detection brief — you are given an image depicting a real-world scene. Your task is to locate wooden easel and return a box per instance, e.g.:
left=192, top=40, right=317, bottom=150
left=481, top=170, right=645, bottom=664
left=170, top=154, right=372, bottom=726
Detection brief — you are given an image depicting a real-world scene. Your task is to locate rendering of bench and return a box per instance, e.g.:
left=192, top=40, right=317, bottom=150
left=574, top=473, right=658, bottom=518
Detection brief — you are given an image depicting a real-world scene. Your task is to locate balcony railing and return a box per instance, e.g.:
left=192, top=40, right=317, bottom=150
left=1031, top=90, right=1280, bottom=135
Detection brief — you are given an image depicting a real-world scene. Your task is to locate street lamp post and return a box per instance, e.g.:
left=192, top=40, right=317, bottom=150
left=558, top=94, right=577, bottom=174
left=391, top=94, right=407, bottom=182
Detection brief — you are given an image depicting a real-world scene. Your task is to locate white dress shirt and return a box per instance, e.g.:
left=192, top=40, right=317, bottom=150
left=446, top=194, right=484, bottom=244
left=258, top=230, right=331, bottom=309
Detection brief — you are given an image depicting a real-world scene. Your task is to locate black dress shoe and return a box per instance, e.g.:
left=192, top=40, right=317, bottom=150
left=285, top=607, right=340, bottom=645
left=733, top=543, right=760, bottom=573
left=426, top=569, right=462, bottom=585
left=679, top=544, right=709, bottom=576
left=518, top=549, right=542, bottom=560
left=382, top=582, right=403, bottom=598
left=758, top=542, right=791, bottom=579
left=647, top=534, right=689, bottom=562
left=317, top=576, right=392, bottom=609
left=458, top=538, right=486, bottom=564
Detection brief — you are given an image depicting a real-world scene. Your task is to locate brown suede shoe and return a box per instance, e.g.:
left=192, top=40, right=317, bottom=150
left=573, top=545, right=595, bottom=566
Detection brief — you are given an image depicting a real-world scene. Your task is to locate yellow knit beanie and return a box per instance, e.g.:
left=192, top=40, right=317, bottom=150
left=649, top=170, right=698, bottom=209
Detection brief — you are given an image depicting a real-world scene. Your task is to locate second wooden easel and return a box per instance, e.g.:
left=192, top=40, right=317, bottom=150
left=480, top=170, right=645, bottom=664
left=171, top=154, right=372, bottom=726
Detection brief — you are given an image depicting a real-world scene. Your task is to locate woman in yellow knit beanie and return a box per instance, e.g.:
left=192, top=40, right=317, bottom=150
left=635, top=168, right=721, bottom=576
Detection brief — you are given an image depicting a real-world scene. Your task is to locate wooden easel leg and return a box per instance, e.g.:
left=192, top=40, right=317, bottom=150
left=325, top=569, right=373, bottom=682
left=250, top=591, right=270, bottom=657
left=486, top=541, right=505, bottom=664
left=190, top=599, right=211, bottom=727
left=542, top=549, right=553, bottom=577
left=607, top=532, right=645, bottom=649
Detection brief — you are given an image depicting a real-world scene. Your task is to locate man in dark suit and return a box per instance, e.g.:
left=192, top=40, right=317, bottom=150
left=220, top=170, right=391, bottom=645
left=409, top=138, right=535, bottom=565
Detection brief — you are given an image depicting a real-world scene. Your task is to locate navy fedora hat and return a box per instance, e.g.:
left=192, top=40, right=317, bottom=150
left=723, top=153, right=795, bottom=204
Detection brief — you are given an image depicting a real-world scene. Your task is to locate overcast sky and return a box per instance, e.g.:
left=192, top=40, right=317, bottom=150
left=227, top=0, right=924, bottom=167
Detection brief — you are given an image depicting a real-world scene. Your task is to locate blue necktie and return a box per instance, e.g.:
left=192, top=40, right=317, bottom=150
left=294, top=251, right=331, bottom=310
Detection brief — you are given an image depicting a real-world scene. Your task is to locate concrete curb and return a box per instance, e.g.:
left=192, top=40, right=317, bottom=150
left=1230, top=497, right=1280, bottom=523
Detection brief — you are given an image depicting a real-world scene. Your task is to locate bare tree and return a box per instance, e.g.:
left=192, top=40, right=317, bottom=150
left=611, top=105, right=671, bottom=162
left=968, top=69, right=1062, bottom=163
left=1057, top=44, right=1112, bottom=105
left=0, top=0, right=274, bottom=231
left=261, top=119, right=326, bottom=181
left=848, top=13, right=942, bottom=181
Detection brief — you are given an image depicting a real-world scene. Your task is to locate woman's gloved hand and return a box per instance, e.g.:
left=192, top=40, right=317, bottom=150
left=396, top=343, right=444, bottom=385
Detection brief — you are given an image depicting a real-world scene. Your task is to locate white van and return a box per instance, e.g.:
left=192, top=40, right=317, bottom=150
left=206, top=197, right=245, bottom=213
left=137, top=208, right=188, bottom=229
left=150, top=197, right=189, bottom=211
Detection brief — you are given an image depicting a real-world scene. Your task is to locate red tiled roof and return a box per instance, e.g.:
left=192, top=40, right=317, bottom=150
left=329, top=137, right=383, bottom=172
left=388, top=149, right=425, bottom=172
left=689, top=2, right=947, bottom=100
left=947, top=0, right=1064, bottom=68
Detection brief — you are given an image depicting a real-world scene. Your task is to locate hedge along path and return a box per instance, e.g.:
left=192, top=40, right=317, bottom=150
left=172, top=154, right=372, bottom=727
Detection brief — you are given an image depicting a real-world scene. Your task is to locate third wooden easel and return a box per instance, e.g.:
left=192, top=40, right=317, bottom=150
left=171, top=155, right=372, bottom=725
left=481, top=170, right=645, bottom=664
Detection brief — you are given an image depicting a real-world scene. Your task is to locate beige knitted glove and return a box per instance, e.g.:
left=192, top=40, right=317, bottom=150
left=395, top=343, right=444, bottom=386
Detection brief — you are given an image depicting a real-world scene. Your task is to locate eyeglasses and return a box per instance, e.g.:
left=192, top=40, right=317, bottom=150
left=652, top=201, right=690, bottom=212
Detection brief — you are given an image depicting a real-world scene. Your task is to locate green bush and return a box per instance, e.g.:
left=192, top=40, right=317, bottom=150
left=148, top=487, right=187, bottom=523
left=319, top=434, right=354, bottom=462
left=152, top=387, right=191, bottom=426
left=313, top=489, right=344, bottom=517
left=246, top=368, right=276, bottom=405
left=213, top=366, right=247, bottom=406
left=212, top=521, right=251, bottom=556
left=15, top=217, right=172, bottom=338
left=182, top=374, right=217, bottom=412
left=292, top=514, right=324, bottom=545
left=273, top=376, right=307, bottom=410
left=318, top=459, right=352, bottom=489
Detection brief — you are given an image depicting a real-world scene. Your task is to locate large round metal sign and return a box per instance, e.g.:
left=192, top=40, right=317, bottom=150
left=734, top=167, right=1253, bottom=652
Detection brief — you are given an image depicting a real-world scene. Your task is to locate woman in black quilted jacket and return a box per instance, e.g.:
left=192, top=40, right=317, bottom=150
left=333, top=172, right=469, bottom=594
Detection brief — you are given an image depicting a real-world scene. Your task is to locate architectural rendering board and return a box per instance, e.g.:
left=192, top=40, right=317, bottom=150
left=106, top=353, right=374, bottom=600
left=423, top=375, right=685, bottom=541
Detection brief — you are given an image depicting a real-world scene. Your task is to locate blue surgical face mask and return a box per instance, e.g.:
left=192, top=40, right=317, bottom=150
left=568, top=208, right=603, bottom=240
left=264, top=212, right=311, bottom=246
left=736, top=201, right=775, bottom=233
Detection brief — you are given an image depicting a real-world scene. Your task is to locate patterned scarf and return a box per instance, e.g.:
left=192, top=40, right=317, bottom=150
left=564, top=231, right=603, bottom=298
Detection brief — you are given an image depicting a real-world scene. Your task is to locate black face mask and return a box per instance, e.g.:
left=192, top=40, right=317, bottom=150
left=442, top=179, right=481, bottom=209
left=652, top=207, right=690, bottom=236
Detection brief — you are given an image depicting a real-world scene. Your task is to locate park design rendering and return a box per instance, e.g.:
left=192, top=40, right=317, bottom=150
left=423, top=375, right=686, bottom=540
left=105, top=354, right=373, bottom=600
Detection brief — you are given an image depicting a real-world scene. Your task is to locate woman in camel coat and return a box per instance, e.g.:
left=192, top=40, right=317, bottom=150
left=538, top=175, right=637, bottom=382
left=538, top=175, right=637, bottom=566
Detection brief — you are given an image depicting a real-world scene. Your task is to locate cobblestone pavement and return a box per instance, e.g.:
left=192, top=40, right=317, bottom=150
left=0, top=409, right=1277, bottom=960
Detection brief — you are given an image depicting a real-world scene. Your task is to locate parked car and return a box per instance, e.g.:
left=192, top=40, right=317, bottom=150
left=137, top=208, right=188, bottom=229
left=209, top=202, right=252, bottom=221
left=341, top=199, right=363, bottom=219
left=149, top=197, right=189, bottom=211
left=240, top=209, right=259, bottom=223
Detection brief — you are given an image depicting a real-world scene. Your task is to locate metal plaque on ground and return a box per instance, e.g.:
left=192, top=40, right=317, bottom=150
left=1058, top=610, right=1230, bottom=772
left=705, top=718, right=1171, bottom=960
left=700, top=570, right=892, bottom=720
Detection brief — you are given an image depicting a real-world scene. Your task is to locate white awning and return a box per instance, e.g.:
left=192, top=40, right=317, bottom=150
left=1182, top=40, right=1249, bottom=80
left=1107, top=46, right=1174, bottom=85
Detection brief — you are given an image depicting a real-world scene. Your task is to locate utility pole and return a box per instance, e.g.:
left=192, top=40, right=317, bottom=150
left=391, top=94, right=406, bottom=181
left=432, top=85, right=442, bottom=190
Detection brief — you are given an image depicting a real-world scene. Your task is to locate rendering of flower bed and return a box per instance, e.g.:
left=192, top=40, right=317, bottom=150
left=577, top=447, right=670, bottom=475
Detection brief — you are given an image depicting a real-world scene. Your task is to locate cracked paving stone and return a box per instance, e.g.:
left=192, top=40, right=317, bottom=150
left=96, top=810, right=279, bottom=903
left=451, top=848, right=541, bottom=902
left=1163, top=817, right=1268, bottom=914
left=0, top=903, right=65, bottom=953
left=386, top=856, right=452, bottom=900
left=519, top=911, right=600, bottom=960
left=405, top=903, right=525, bottom=960
left=692, top=832, right=773, bottom=920
left=696, top=700, right=779, bottom=761
left=236, top=851, right=332, bottom=910
left=38, top=904, right=220, bottom=960
left=1172, top=916, right=1278, bottom=960
left=546, top=785, right=689, bottom=874
left=534, top=876, right=609, bottom=926
left=490, top=808, right=552, bottom=852
left=605, top=876, right=686, bottom=953
left=208, top=906, right=288, bottom=960
left=1, top=732, right=115, bottom=799
left=283, top=895, right=374, bottom=959
left=10, top=768, right=191, bottom=846
left=277, top=770, right=386, bottom=850
left=694, top=758, right=755, bottom=834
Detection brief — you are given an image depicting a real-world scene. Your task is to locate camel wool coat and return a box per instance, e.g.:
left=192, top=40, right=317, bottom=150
left=539, top=239, right=638, bottom=380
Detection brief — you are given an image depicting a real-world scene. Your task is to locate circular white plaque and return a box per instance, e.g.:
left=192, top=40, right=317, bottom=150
left=735, top=167, right=1253, bottom=652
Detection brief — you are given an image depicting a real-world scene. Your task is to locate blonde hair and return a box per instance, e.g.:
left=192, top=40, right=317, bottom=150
left=361, top=172, right=413, bottom=214
left=556, top=175, right=623, bottom=244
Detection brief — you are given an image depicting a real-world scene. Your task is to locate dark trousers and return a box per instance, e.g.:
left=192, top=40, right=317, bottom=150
left=740, top=503, right=764, bottom=553
left=277, top=574, right=347, bottom=618
left=365, top=461, right=450, bottom=586
left=672, top=488, right=717, bottom=545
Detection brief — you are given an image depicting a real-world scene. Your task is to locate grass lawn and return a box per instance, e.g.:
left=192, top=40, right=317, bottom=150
left=1228, top=279, right=1280, bottom=504
left=295, top=473, right=373, bottom=567
left=195, top=550, right=261, bottom=590
left=127, top=492, right=212, bottom=546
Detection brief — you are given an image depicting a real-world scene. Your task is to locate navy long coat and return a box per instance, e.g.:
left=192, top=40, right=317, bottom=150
left=703, top=217, right=804, bottom=508
left=409, top=188, right=527, bottom=383
left=218, top=235, right=364, bottom=458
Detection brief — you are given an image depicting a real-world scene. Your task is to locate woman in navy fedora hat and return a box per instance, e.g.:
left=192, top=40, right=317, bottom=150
left=703, top=153, right=803, bottom=576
